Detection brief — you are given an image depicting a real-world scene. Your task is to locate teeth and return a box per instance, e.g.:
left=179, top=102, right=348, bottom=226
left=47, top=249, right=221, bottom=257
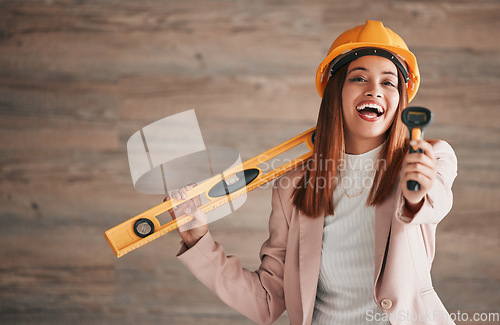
left=356, top=103, right=384, bottom=115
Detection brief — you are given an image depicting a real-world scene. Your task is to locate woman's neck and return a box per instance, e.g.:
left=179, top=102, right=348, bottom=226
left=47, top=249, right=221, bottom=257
left=344, top=136, right=385, bottom=155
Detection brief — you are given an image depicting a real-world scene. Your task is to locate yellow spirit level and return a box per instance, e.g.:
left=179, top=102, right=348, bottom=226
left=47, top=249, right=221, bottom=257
left=105, top=127, right=316, bottom=258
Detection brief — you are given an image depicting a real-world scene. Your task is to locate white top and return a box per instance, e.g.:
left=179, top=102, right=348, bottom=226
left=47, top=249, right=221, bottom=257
left=312, top=144, right=389, bottom=325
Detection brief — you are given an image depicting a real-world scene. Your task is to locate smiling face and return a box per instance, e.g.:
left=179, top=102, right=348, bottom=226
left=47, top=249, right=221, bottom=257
left=341, top=55, right=401, bottom=154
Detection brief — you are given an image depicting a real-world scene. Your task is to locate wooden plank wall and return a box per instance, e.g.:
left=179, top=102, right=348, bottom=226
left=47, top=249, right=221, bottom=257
left=0, top=0, right=499, bottom=324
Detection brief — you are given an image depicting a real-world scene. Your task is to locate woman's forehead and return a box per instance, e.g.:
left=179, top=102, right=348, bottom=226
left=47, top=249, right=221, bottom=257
left=346, top=55, right=398, bottom=74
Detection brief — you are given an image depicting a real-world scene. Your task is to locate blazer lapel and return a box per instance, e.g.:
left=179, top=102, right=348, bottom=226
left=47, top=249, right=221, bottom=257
left=373, top=184, right=399, bottom=286
left=299, top=211, right=324, bottom=324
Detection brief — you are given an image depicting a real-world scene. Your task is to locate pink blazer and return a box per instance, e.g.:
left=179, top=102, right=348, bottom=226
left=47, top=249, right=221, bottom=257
left=177, top=141, right=458, bottom=325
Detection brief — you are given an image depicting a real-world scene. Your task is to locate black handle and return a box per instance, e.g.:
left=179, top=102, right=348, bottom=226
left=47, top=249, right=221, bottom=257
left=407, top=180, right=420, bottom=191
left=408, top=144, right=424, bottom=191
left=408, top=137, right=424, bottom=191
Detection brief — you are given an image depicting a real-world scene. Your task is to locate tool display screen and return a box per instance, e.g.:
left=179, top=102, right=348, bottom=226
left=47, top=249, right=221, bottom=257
left=408, top=111, right=427, bottom=124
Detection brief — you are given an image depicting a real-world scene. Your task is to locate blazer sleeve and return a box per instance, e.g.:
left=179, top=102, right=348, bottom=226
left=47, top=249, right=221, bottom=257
left=396, top=140, right=458, bottom=224
left=176, top=181, right=290, bottom=325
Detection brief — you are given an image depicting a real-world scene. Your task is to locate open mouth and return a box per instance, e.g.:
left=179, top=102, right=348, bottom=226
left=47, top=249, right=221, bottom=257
left=356, top=103, right=385, bottom=118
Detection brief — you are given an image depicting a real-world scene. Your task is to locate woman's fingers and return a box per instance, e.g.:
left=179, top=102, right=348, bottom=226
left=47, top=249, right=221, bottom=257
left=404, top=171, right=433, bottom=187
left=164, top=183, right=202, bottom=220
left=178, top=207, right=208, bottom=232
left=401, top=140, right=438, bottom=205
left=410, top=140, right=435, bottom=160
left=185, top=183, right=196, bottom=190
left=402, top=158, right=435, bottom=180
left=161, top=183, right=208, bottom=247
left=163, top=194, right=177, bottom=218
left=185, top=183, right=202, bottom=207
left=177, top=187, right=187, bottom=200
left=403, top=152, right=435, bottom=170
left=404, top=141, right=437, bottom=174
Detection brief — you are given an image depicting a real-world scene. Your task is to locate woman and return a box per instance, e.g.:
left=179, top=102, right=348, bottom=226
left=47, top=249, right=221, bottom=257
left=167, top=20, right=458, bottom=325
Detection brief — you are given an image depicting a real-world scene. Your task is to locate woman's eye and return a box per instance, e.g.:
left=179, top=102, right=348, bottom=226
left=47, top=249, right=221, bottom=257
left=383, top=81, right=396, bottom=87
left=349, top=77, right=366, bottom=82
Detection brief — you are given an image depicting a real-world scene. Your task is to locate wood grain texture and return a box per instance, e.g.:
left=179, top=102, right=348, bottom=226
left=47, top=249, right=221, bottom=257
left=0, top=0, right=499, bottom=323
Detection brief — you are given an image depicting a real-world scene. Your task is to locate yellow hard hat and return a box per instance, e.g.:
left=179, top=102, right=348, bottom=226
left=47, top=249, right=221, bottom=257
left=316, top=20, right=420, bottom=102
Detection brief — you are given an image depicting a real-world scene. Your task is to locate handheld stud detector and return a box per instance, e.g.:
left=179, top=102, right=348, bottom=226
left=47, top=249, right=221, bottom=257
left=401, top=106, right=433, bottom=191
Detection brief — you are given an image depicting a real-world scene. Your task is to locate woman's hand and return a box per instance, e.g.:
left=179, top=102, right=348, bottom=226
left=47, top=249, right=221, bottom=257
left=400, top=140, right=437, bottom=213
left=164, top=184, right=208, bottom=248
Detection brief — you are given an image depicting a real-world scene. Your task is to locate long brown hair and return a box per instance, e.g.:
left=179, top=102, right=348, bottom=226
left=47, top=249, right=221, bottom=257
left=292, top=63, right=409, bottom=218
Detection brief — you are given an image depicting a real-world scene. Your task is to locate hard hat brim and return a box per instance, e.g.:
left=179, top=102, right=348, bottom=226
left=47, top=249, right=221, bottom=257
left=316, top=43, right=419, bottom=102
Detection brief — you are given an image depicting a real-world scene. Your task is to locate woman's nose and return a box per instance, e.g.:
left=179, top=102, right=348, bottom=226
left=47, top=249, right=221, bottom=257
left=364, top=84, right=383, bottom=98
